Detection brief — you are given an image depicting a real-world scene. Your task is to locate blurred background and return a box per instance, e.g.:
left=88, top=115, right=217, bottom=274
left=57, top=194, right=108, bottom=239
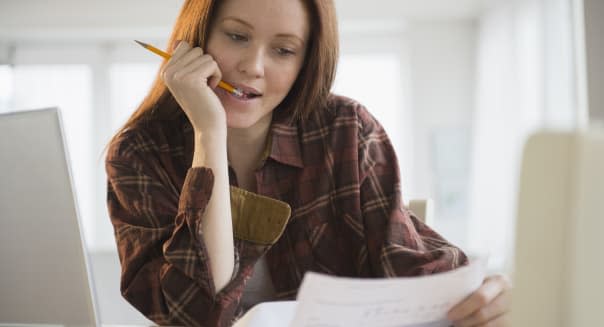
left=0, top=0, right=601, bottom=323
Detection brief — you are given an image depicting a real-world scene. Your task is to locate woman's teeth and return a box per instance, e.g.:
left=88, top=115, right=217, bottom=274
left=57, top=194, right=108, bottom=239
left=228, top=87, right=260, bottom=99
left=240, top=92, right=260, bottom=99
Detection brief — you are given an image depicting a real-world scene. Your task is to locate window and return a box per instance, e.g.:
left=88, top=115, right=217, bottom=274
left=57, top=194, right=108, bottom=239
left=5, top=64, right=95, bottom=243
left=0, top=65, right=13, bottom=111
left=109, top=63, right=158, bottom=131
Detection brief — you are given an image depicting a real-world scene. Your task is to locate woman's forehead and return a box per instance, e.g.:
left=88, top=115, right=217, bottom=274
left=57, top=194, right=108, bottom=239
left=213, top=0, right=310, bottom=39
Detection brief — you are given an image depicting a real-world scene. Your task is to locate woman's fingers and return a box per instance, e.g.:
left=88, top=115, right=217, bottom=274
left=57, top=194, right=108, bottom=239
left=451, top=291, right=510, bottom=326
left=163, top=41, right=201, bottom=81
left=206, top=61, right=222, bottom=89
left=173, top=47, right=204, bottom=69
left=158, top=40, right=226, bottom=131
left=448, top=275, right=511, bottom=325
left=173, top=55, right=221, bottom=87
left=162, top=44, right=220, bottom=91
left=170, top=40, right=191, bottom=61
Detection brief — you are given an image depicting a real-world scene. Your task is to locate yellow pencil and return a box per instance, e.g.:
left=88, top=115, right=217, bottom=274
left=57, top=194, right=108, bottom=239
left=134, top=40, right=243, bottom=97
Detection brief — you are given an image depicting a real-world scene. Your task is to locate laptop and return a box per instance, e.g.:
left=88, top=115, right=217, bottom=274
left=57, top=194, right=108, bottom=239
left=0, top=108, right=101, bottom=327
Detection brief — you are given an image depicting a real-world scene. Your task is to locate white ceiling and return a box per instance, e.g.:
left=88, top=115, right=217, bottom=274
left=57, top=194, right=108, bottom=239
left=0, top=0, right=487, bottom=41
left=336, top=0, right=487, bottom=20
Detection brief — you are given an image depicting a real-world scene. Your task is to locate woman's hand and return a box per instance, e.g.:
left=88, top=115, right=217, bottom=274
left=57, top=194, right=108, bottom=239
left=161, top=40, right=226, bottom=134
left=447, top=275, right=512, bottom=326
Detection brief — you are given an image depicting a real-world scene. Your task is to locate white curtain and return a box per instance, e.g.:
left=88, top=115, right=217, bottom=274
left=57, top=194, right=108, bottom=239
left=467, top=0, right=577, bottom=272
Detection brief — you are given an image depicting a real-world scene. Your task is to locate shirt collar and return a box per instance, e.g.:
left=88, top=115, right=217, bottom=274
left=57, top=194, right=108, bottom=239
left=181, top=108, right=305, bottom=169
left=265, top=111, right=304, bottom=169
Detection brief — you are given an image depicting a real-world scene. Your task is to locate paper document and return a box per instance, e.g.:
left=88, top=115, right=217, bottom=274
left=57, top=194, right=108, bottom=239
left=232, top=301, right=297, bottom=327
left=291, top=259, right=486, bottom=327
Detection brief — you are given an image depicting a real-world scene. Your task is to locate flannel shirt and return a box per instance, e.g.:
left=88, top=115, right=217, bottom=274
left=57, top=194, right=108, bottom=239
left=106, top=94, right=468, bottom=326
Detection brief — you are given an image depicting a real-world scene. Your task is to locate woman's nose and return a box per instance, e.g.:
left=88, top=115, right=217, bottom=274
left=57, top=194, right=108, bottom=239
left=237, top=47, right=265, bottom=79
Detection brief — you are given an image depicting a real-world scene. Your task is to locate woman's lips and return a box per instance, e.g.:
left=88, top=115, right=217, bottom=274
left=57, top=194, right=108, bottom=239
left=218, top=87, right=261, bottom=104
left=231, top=83, right=262, bottom=97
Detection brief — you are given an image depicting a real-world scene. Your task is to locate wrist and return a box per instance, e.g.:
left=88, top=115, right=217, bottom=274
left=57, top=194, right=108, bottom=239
left=192, top=130, right=227, bottom=168
left=194, top=128, right=226, bottom=148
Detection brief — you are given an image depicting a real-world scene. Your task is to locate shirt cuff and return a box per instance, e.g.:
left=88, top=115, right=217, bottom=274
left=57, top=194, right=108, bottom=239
left=178, top=167, right=215, bottom=214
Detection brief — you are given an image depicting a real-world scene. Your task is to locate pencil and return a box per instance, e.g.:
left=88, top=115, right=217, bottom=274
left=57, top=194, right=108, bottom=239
left=134, top=40, right=243, bottom=97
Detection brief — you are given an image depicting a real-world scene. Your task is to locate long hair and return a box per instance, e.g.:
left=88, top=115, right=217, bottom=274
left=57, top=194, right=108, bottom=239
left=108, top=0, right=338, bottom=150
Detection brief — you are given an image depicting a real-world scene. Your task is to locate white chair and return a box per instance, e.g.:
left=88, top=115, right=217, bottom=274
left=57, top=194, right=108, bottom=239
left=407, top=198, right=434, bottom=226
left=511, top=129, right=604, bottom=326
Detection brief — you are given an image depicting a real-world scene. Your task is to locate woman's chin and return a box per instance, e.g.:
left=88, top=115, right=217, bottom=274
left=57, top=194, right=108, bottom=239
left=225, top=111, right=273, bottom=130
left=226, top=120, right=254, bottom=129
left=225, top=113, right=256, bottom=129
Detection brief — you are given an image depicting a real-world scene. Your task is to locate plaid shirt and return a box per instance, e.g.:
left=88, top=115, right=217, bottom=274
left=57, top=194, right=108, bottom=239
left=106, top=94, right=467, bottom=327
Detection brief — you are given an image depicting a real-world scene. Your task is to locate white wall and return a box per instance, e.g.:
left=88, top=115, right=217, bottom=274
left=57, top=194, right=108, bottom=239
left=0, top=0, right=182, bottom=41
left=0, top=0, right=484, bottom=36
left=582, top=0, right=604, bottom=122
left=405, top=21, right=477, bottom=247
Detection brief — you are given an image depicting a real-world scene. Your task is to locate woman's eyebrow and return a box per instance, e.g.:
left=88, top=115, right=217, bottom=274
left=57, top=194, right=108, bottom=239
left=221, top=17, right=254, bottom=29
left=221, top=17, right=306, bottom=45
left=275, top=33, right=306, bottom=46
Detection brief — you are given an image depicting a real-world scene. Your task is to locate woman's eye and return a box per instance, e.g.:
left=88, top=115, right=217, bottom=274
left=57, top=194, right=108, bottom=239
left=276, top=48, right=295, bottom=56
left=228, top=33, right=247, bottom=42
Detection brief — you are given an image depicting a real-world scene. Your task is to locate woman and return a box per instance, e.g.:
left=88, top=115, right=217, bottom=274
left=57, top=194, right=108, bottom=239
left=106, top=0, right=510, bottom=326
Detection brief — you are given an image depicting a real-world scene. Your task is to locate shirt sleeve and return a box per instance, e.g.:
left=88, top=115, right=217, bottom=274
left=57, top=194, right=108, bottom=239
left=356, top=107, right=468, bottom=277
left=106, top=138, right=245, bottom=327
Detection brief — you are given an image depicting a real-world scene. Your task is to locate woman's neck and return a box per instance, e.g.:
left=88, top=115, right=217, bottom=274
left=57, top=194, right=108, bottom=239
left=227, top=114, right=272, bottom=172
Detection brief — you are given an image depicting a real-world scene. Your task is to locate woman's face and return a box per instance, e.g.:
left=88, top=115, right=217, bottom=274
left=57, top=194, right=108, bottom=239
left=206, top=0, right=310, bottom=130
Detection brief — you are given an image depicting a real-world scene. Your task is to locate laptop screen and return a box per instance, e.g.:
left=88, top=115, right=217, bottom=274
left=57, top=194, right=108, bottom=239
left=0, top=108, right=100, bottom=327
